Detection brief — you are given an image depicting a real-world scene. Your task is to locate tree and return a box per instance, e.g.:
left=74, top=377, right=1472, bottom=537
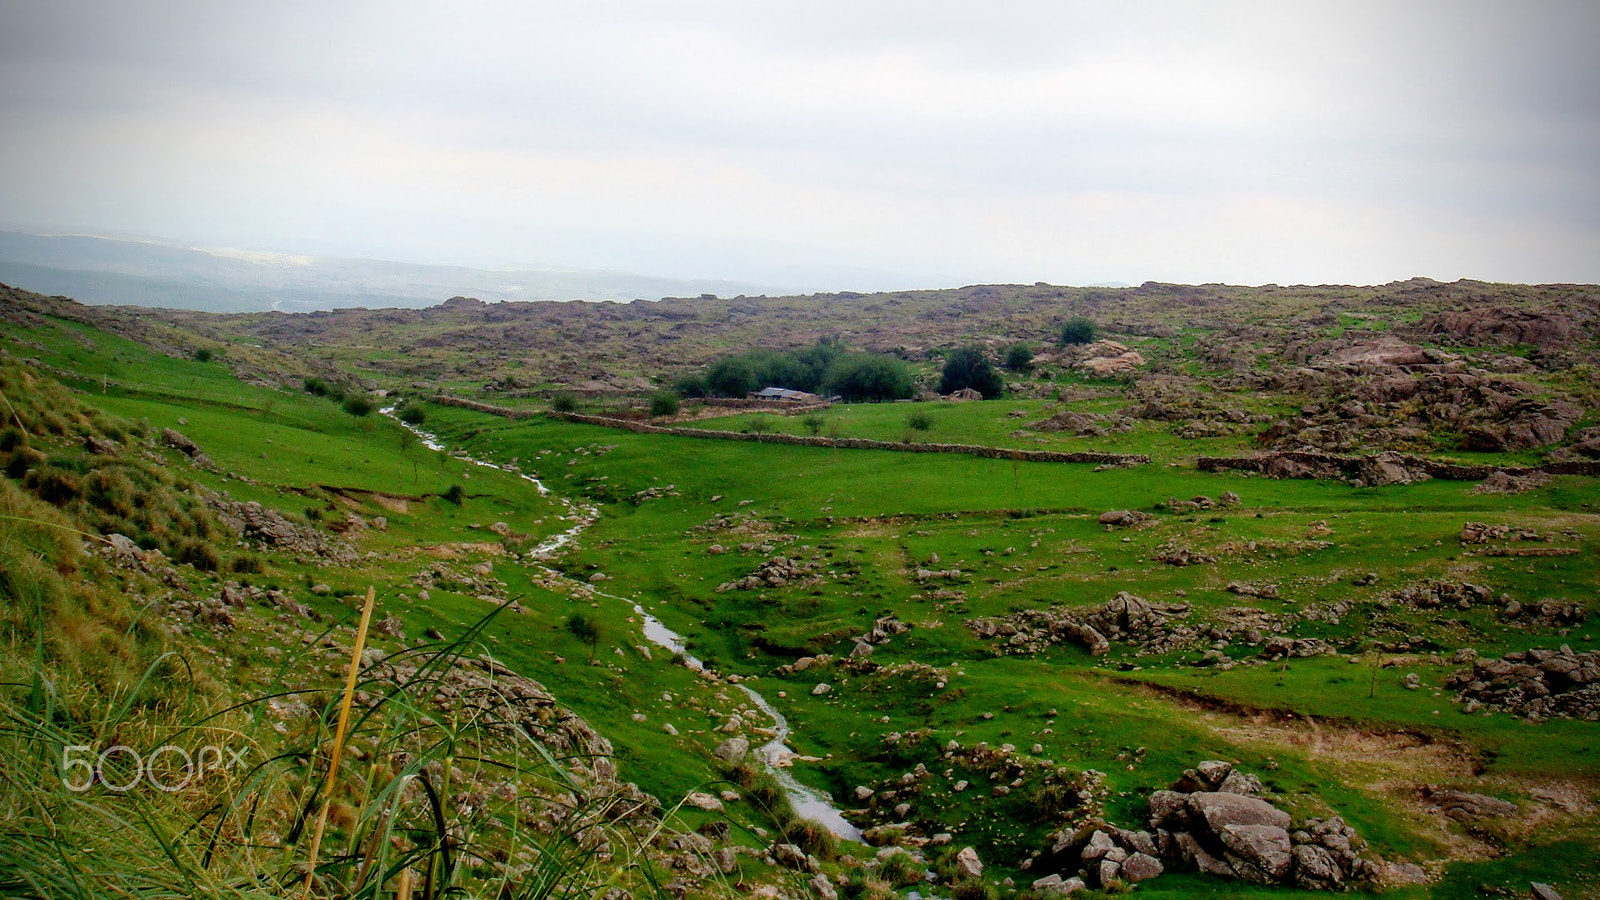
left=939, top=346, right=1004, bottom=399
left=801, top=413, right=826, bottom=436
left=672, top=374, right=709, bottom=398
left=1059, top=317, right=1098, bottom=345
left=1003, top=343, right=1034, bottom=372
left=648, top=391, right=680, bottom=417
left=566, top=613, right=603, bottom=660
left=707, top=357, right=760, bottom=398
left=822, top=354, right=915, bottom=402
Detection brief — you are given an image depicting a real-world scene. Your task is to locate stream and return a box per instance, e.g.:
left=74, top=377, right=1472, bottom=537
left=385, top=410, right=863, bottom=842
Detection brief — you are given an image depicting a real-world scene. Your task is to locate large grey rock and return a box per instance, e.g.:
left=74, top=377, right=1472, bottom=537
left=713, top=736, right=749, bottom=763
left=1120, top=852, right=1163, bottom=883
left=1188, top=791, right=1291, bottom=832
left=1148, top=790, right=1189, bottom=827
left=1081, top=830, right=1116, bottom=861
left=1097, top=858, right=1122, bottom=886
left=1176, top=832, right=1233, bottom=877
left=1292, top=844, right=1344, bottom=889
left=1218, top=824, right=1292, bottom=882
left=953, top=846, right=983, bottom=880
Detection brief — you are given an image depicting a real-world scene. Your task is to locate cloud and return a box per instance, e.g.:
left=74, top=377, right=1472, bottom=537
left=1, top=0, right=1596, bottom=287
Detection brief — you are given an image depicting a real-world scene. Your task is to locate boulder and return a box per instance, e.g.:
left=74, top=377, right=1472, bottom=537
left=1188, top=792, right=1291, bottom=832
left=1120, top=852, right=1163, bottom=882
left=1218, top=824, right=1293, bottom=882
left=953, top=846, right=983, bottom=880
left=713, top=736, right=749, bottom=763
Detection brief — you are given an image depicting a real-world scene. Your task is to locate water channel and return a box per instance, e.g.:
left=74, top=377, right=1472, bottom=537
left=386, top=410, right=862, bottom=841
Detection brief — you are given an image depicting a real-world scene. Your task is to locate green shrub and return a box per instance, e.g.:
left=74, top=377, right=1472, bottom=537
left=551, top=392, right=578, bottom=413
left=906, top=411, right=933, bottom=432
left=174, top=539, right=221, bottom=572
left=565, top=612, right=603, bottom=659
left=1059, top=316, right=1098, bottom=345
left=878, top=850, right=925, bottom=887
left=822, top=353, right=915, bottom=402
left=442, top=484, right=466, bottom=506
left=1004, top=342, right=1034, bottom=371
left=949, top=880, right=998, bottom=900
left=672, top=374, right=709, bottom=398
left=0, top=427, right=25, bottom=453
left=648, top=391, right=680, bottom=417
left=397, top=403, right=427, bottom=426
left=228, top=554, right=264, bottom=574
left=939, top=346, right=1004, bottom=399
left=303, top=377, right=330, bottom=397
left=707, top=357, right=760, bottom=398
left=192, top=347, right=214, bottom=363
left=6, top=446, right=44, bottom=480
left=785, top=819, right=839, bottom=861
left=24, top=464, right=81, bottom=506
left=342, top=395, right=376, bottom=417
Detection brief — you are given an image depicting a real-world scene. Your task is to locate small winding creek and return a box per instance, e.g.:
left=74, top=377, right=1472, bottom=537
left=386, top=410, right=862, bottom=842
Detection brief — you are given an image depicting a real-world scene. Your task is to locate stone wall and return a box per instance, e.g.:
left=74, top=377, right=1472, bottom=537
left=1196, top=450, right=1600, bottom=481
left=555, top=412, right=1150, bottom=466
left=432, top=396, right=535, bottom=419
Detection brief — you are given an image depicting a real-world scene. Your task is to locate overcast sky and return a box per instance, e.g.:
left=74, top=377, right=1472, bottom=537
left=2, top=1, right=1597, bottom=290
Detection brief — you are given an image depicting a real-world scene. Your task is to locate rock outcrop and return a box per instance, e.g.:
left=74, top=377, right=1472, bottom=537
left=1447, top=647, right=1600, bottom=721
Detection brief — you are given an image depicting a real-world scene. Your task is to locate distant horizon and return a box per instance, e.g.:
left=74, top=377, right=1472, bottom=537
left=7, top=226, right=1584, bottom=313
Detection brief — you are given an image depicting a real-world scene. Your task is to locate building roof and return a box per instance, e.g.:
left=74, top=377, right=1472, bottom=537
left=753, top=387, right=817, bottom=401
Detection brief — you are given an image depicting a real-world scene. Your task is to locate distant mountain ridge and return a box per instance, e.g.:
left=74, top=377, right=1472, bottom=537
left=0, top=231, right=779, bottom=312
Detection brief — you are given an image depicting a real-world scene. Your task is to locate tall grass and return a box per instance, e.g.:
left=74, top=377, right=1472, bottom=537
left=0, top=476, right=710, bottom=899
left=0, top=584, right=711, bottom=898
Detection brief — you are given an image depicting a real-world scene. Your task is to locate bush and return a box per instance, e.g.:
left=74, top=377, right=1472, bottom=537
left=192, top=348, right=214, bottom=363
left=303, top=377, right=330, bottom=397
left=342, top=395, right=376, bottom=417
left=6, top=446, right=44, bottom=480
left=784, top=819, right=838, bottom=861
left=906, top=411, right=933, bottom=432
left=442, top=484, right=466, bottom=506
left=939, top=346, right=1004, bottom=399
left=229, top=554, right=264, bottom=574
left=550, top=393, right=578, bottom=413
left=648, top=391, right=680, bottom=417
left=672, top=374, right=709, bottom=398
left=24, top=465, right=80, bottom=506
left=174, top=539, right=221, bottom=572
left=565, top=613, right=603, bottom=659
left=878, top=851, right=926, bottom=887
left=397, top=404, right=427, bottom=426
left=1003, top=343, right=1034, bottom=372
left=1059, top=316, right=1098, bottom=345
left=802, top=414, right=826, bottom=436
left=822, top=354, right=915, bottom=402
left=949, top=880, right=998, bottom=900
left=0, top=427, right=24, bottom=453
left=744, top=416, right=775, bottom=434
left=706, top=357, right=760, bottom=398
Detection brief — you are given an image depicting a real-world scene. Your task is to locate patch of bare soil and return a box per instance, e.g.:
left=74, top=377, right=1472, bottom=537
left=1117, top=679, right=1598, bottom=865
